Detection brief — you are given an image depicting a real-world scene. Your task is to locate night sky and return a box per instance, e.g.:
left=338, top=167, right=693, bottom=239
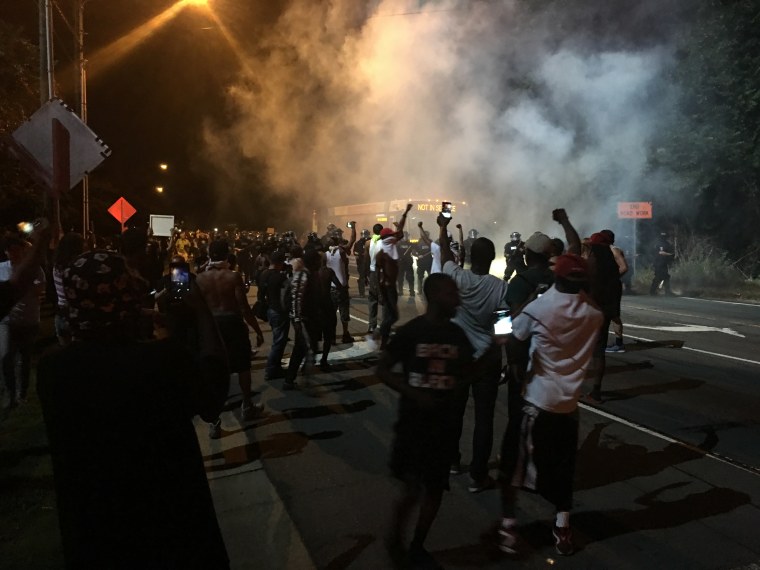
left=8, top=0, right=287, bottom=231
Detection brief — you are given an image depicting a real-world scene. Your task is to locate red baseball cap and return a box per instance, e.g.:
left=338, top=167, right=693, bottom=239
left=552, top=253, right=588, bottom=281
left=380, top=228, right=395, bottom=238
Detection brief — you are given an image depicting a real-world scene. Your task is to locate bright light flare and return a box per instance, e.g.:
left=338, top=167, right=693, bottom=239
left=159, top=163, right=168, bottom=171
left=155, top=186, right=164, bottom=193
left=88, top=0, right=213, bottom=78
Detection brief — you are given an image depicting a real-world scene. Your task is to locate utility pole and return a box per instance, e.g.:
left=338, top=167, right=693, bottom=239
left=75, top=0, right=90, bottom=235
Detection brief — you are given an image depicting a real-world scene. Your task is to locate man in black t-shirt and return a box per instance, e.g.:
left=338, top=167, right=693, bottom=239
left=258, top=252, right=291, bottom=381
left=377, top=273, right=473, bottom=569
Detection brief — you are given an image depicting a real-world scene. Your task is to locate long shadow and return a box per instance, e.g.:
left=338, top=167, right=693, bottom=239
left=318, top=374, right=382, bottom=393
left=323, top=534, right=376, bottom=570
left=223, top=400, right=378, bottom=435
left=203, top=430, right=342, bottom=473
left=626, top=339, right=685, bottom=351
left=514, top=483, right=749, bottom=553
left=570, top=482, right=750, bottom=548
left=602, top=377, right=705, bottom=402
left=575, top=423, right=718, bottom=491
left=604, top=360, right=655, bottom=376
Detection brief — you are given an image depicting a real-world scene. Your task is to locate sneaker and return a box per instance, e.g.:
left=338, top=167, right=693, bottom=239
left=553, top=525, right=574, bottom=556
left=241, top=402, right=263, bottom=421
left=449, top=463, right=465, bottom=475
left=468, top=475, right=496, bottom=493
left=341, top=334, right=355, bottom=344
left=319, top=361, right=332, bottom=372
left=408, top=544, right=443, bottom=569
left=498, top=523, right=519, bottom=555
left=605, top=344, right=626, bottom=353
left=208, top=420, right=222, bottom=439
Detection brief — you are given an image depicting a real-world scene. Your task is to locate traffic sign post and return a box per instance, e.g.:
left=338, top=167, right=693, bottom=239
left=617, top=201, right=653, bottom=276
left=108, top=197, right=137, bottom=233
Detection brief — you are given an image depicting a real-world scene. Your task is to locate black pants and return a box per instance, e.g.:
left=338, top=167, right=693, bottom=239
left=452, top=345, right=502, bottom=481
left=368, top=271, right=379, bottom=332
left=378, top=284, right=399, bottom=343
left=416, top=263, right=431, bottom=297
left=397, top=262, right=415, bottom=296
left=356, top=256, right=367, bottom=297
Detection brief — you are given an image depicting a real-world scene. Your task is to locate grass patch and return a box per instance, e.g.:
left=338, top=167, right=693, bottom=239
left=633, top=235, right=760, bottom=301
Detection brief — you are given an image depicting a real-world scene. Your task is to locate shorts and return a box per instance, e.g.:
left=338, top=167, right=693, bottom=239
left=390, top=403, right=456, bottom=491
left=330, top=287, right=350, bottom=323
left=214, top=314, right=251, bottom=373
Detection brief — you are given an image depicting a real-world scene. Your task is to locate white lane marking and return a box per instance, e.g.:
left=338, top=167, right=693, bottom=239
left=623, top=305, right=719, bottom=321
left=579, top=403, right=760, bottom=477
left=625, top=323, right=745, bottom=338
left=623, top=333, right=760, bottom=366
left=351, top=315, right=370, bottom=325
left=681, top=296, right=760, bottom=308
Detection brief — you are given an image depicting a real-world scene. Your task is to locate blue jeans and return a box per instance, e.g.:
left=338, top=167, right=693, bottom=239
left=266, top=310, right=290, bottom=377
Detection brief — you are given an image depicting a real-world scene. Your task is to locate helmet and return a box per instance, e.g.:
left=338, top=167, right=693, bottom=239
left=510, top=231, right=521, bottom=241
left=326, top=223, right=337, bottom=232
left=468, top=229, right=479, bottom=239
left=361, top=229, right=370, bottom=239
left=307, top=232, right=319, bottom=241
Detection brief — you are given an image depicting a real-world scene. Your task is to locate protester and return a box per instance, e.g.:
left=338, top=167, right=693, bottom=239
left=497, top=253, right=603, bottom=556
left=650, top=232, right=675, bottom=295
left=366, top=223, right=384, bottom=335
left=196, top=239, right=265, bottom=438
left=325, top=222, right=357, bottom=343
left=258, top=251, right=291, bottom=381
left=37, top=250, right=230, bottom=568
left=0, top=236, right=45, bottom=407
left=374, top=204, right=414, bottom=349
left=600, top=229, right=628, bottom=353
left=353, top=229, right=371, bottom=298
left=52, top=232, right=86, bottom=346
left=438, top=212, right=509, bottom=493
left=377, top=273, right=473, bottom=569
left=396, top=231, right=416, bottom=298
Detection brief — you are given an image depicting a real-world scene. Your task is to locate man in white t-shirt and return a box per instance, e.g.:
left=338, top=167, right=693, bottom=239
left=437, top=214, right=508, bottom=493
left=496, top=253, right=602, bottom=557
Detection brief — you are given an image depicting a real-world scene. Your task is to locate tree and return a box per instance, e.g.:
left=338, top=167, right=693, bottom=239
left=0, top=20, right=43, bottom=228
left=655, top=0, right=760, bottom=261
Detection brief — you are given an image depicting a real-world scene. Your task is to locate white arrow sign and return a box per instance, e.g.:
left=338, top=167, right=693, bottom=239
left=626, top=323, right=745, bottom=338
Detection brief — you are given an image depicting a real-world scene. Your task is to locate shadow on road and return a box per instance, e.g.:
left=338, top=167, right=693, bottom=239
left=602, top=377, right=705, bottom=402
left=203, top=430, right=343, bottom=473
left=575, top=423, right=717, bottom=491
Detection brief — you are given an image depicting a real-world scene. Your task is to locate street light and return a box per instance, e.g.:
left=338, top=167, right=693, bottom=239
left=159, top=163, right=168, bottom=171
left=155, top=186, right=164, bottom=193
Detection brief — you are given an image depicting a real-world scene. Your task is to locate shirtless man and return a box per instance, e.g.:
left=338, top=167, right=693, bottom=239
left=196, top=239, right=265, bottom=438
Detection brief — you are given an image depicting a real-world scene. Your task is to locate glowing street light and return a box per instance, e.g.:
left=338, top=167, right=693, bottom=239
left=159, top=163, right=168, bottom=171
left=155, top=186, right=164, bottom=193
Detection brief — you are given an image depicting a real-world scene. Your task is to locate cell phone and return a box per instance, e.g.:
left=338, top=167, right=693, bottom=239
left=346, top=221, right=355, bottom=228
left=441, top=201, right=452, bottom=218
left=170, top=264, right=191, bottom=300
left=493, top=309, right=513, bottom=336
left=17, top=218, right=49, bottom=235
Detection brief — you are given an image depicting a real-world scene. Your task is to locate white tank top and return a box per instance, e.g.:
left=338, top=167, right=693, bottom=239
left=326, top=247, right=346, bottom=286
left=369, top=237, right=380, bottom=272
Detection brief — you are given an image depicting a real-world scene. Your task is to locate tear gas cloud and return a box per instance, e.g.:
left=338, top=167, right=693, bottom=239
left=202, top=0, right=685, bottom=246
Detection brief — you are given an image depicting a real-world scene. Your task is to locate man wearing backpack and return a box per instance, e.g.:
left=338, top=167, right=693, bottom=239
left=258, top=252, right=291, bottom=381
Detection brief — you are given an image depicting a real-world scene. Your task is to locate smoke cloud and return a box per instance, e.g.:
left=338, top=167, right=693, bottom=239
left=202, top=0, right=685, bottom=245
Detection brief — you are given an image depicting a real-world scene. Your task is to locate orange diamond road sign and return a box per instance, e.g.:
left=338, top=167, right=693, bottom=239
left=617, top=201, right=652, bottom=219
left=108, top=197, right=136, bottom=226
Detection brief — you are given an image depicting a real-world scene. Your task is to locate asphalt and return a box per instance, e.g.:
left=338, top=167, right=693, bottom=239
left=195, top=291, right=760, bottom=570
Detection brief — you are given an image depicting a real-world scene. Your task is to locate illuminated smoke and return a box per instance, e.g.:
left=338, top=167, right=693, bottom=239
left=202, top=0, right=684, bottom=245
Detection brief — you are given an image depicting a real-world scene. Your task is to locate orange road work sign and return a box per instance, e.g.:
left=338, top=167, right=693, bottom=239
left=618, top=201, right=653, bottom=219
left=108, top=197, right=137, bottom=226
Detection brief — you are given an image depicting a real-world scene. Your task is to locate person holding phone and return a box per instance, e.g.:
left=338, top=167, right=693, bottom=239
left=438, top=211, right=508, bottom=493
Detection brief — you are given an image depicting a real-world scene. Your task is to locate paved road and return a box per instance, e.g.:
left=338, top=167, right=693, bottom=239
left=194, top=289, right=760, bottom=570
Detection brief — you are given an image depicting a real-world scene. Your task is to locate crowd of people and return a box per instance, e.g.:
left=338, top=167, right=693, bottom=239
left=0, top=205, right=666, bottom=569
